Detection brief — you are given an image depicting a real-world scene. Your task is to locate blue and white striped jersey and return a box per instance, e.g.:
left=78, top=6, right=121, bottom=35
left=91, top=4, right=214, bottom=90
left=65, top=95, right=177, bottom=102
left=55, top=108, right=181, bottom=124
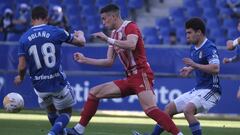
left=18, top=24, right=73, bottom=92
left=190, top=38, right=221, bottom=94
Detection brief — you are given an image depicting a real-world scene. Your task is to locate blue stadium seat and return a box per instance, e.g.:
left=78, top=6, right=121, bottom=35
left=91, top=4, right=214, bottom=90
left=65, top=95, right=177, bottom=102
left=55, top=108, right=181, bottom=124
left=87, top=24, right=101, bottom=34
left=16, top=0, right=30, bottom=4
left=216, top=0, right=227, bottom=9
left=183, top=0, right=198, bottom=9
left=79, top=0, right=95, bottom=7
left=169, top=7, right=185, bottom=20
left=172, top=17, right=186, bottom=29
left=96, top=0, right=112, bottom=8
left=198, top=0, right=216, bottom=8
left=112, top=0, right=126, bottom=7
left=178, top=36, right=187, bottom=44
left=186, top=7, right=202, bottom=17
left=66, top=5, right=82, bottom=17
left=0, top=32, right=4, bottom=41
left=219, top=7, right=234, bottom=18
left=209, top=28, right=225, bottom=40
left=222, top=19, right=238, bottom=29
left=215, top=36, right=227, bottom=46
left=127, top=0, right=143, bottom=9
left=48, top=0, right=62, bottom=5
left=206, top=18, right=221, bottom=28
left=159, top=27, right=170, bottom=37
left=142, top=27, right=158, bottom=38
left=119, top=5, right=128, bottom=19
left=30, top=0, right=47, bottom=7
left=176, top=28, right=186, bottom=44
left=155, top=17, right=170, bottom=29
left=82, top=5, right=98, bottom=17
left=162, top=35, right=170, bottom=44
left=144, top=36, right=160, bottom=45
left=68, top=15, right=84, bottom=30
left=227, top=28, right=240, bottom=39
left=85, top=15, right=100, bottom=24
left=7, top=33, right=21, bottom=41
left=63, top=0, right=79, bottom=6
left=202, top=8, right=219, bottom=19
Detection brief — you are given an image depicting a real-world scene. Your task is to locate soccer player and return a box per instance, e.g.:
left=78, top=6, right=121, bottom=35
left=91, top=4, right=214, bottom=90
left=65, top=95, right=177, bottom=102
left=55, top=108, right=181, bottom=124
left=223, top=21, right=240, bottom=100
left=67, top=4, right=183, bottom=135
left=14, top=6, right=86, bottom=135
left=133, top=17, right=222, bottom=135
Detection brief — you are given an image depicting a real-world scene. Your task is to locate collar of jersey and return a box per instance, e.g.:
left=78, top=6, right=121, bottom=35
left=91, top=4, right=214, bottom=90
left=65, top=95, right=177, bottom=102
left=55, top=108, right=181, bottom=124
left=194, top=38, right=207, bottom=50
left=116, top=20, right=131, bottom=32
left=32, top=24, right=47, bottom=28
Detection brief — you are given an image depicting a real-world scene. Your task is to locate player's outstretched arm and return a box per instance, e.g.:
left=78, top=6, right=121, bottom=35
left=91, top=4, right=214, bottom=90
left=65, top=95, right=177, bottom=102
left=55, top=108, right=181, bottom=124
left=70, top=30, right=86, bottom=47
left=92, top=32, right=138, bottom=50
left=226, top=38, right=240, bottom=50
left=14, top=56, right=27, bottom=85
left=237, top=87, right=240, bottom=100
left=73, top=47, right=115, bottom=67
left=223, top=55, right=240, bottom=64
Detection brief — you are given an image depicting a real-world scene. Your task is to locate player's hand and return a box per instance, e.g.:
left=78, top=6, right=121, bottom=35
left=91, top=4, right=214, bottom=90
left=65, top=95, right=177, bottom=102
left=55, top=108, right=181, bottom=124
left=74, top=30, right=86, bottom=42
left=237, top=88, right=240, bottom=100
left=226, top=40, right=236, bottom=51
left=183, top=58, right=197, bottom=68
left=180, top=66, right=192, bottom=77
left=222, top=58, right=231, bottom=64
left=92, top=32, right=108, bottom=41
left=74, top=52, right=86, bottom=63
left=14, top=75, right=23, bottom=85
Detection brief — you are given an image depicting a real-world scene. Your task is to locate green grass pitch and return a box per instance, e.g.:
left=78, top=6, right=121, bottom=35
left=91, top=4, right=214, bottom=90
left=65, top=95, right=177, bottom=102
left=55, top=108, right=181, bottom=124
left=0, top=110, right=240, bottom=135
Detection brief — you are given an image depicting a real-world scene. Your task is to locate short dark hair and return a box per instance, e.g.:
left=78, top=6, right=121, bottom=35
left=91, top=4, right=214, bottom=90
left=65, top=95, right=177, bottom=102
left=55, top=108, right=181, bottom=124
left=31, top=6, right=48, bottom=20
left=100, top=4, right=119, bottom=14
left=185, top=17, right=206, bottom=35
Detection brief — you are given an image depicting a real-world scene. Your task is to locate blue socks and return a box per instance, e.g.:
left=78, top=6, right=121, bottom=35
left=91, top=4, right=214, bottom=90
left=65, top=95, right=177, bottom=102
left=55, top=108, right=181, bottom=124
left=50, top=113, right=70, bottom=134
left=48, top=113, right=59, bottom=126
left=189, top=122, right=202, bottom=135
left=151, top=124, right=164, bottom=135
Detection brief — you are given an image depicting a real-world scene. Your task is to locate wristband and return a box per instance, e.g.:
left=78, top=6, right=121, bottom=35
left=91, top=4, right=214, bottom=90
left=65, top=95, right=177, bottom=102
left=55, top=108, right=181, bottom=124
left=107, top=38, right=116, bottom=45
left=233, top=38, right=239, bottom=47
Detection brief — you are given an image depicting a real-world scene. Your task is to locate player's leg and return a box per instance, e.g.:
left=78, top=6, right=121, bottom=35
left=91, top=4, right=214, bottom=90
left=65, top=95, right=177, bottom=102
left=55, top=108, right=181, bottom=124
left=48, top=85, right=76, bottom=135
left=34, top=90, right=60, bottom=134
left=150, top=102, right=179, bottom=135
left=184, top=89, right=220, bottom=135
left=138, top=90, right=182, bottom=135
left=69, top=81, right=122, bottom=135
left=46, top=104, right=58, bottom=126
left=183, top=102, right=201, bottom=135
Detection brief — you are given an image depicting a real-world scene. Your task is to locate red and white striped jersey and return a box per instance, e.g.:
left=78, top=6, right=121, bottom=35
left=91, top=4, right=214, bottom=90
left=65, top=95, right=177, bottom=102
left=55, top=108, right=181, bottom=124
left=109, top=21, right=152, bottom=76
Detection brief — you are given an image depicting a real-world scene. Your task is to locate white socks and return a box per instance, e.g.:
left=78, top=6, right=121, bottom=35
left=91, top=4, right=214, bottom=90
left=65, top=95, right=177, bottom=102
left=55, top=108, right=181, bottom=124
left=74, top=123, right=85, bottom=134
left=177, top=132, right=184, bottom=135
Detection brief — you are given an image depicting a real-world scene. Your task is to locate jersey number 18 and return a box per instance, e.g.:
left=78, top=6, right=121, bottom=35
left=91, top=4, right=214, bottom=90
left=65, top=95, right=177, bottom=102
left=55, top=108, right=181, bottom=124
left=28, top=43, right=56, bottom=69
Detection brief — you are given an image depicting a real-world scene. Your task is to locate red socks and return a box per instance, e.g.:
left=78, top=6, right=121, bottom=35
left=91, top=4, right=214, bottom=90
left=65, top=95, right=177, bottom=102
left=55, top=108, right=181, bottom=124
left=79, top=93, right=99, bottom=126
left=145, top=106, right=180, bottom=135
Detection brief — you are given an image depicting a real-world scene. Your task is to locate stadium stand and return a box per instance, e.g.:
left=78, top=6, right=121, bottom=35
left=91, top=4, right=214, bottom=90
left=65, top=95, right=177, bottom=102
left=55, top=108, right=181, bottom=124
left=0, top=0, right=239, bottom=45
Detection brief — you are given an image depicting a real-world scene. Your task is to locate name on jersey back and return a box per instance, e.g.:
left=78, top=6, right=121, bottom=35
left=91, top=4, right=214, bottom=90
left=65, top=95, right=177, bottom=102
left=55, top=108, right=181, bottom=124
left=28, top=31, right=50, bottom=41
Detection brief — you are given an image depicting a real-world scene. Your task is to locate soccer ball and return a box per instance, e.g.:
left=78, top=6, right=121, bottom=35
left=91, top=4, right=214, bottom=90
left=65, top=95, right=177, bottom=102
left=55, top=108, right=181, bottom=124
left=3, top=92, right=24, bottom=113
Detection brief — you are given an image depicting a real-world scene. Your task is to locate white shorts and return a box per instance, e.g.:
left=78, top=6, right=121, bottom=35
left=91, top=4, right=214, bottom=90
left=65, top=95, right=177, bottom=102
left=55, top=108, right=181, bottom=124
left=174, top=88, right=221, bottom=113
left=34, top=85, right=76, bottom=110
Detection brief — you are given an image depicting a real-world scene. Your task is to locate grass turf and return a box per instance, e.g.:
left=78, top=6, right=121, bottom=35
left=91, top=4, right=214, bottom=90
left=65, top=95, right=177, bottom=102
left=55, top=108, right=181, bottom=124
left=0, top=110, right=240, bottom=135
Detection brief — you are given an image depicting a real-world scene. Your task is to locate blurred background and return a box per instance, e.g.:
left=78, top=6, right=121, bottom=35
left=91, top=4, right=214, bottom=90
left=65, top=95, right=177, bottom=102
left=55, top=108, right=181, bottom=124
left=0, top=0, right=240, bottom=115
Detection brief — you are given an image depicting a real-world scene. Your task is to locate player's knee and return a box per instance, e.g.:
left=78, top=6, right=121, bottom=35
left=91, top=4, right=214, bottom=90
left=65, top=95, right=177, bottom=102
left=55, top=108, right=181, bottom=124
left=88, top=91, right=100, bottom=100
left=183, top=107, right=195, bottom=117
left=164, top=102, right=176, bottom=117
